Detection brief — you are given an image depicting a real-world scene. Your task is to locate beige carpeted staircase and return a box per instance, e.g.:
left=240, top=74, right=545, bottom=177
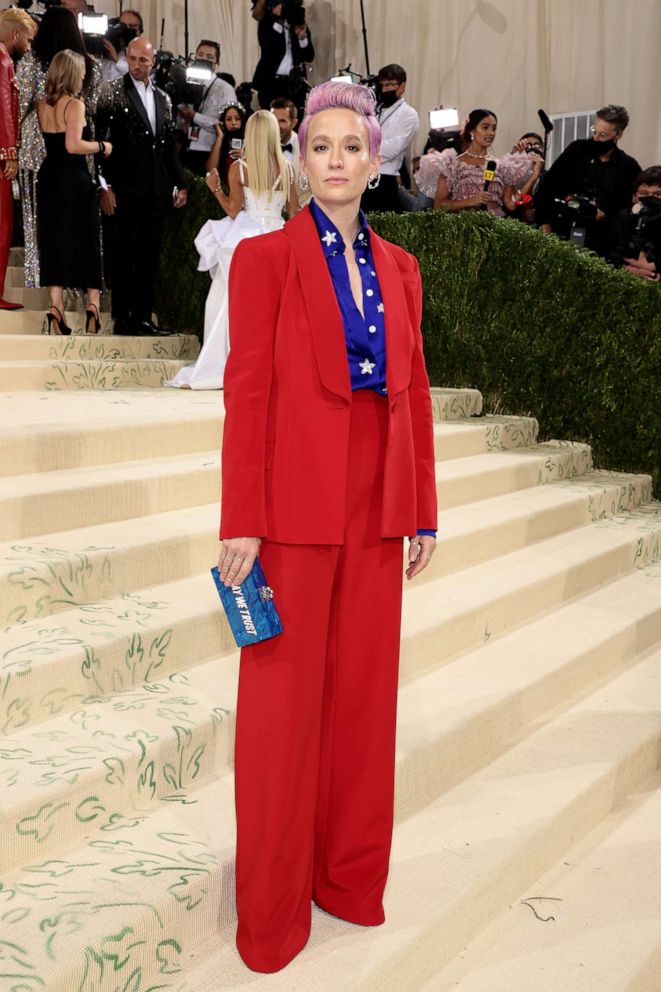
left=1, top=245, right=661, bottom=992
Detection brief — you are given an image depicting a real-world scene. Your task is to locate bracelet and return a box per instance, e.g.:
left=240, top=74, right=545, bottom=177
left=214, top=185, right=222, bottom=194
left=98, top=141, right=105, bottom=155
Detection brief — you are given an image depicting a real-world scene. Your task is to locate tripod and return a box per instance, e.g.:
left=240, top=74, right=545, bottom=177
left=359, top=0, right=371, bottom=76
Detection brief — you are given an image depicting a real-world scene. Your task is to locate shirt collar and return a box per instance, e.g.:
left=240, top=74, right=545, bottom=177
left=130, top=74, right=153, bottom=94
left=309, top=198, right=370, bottom=258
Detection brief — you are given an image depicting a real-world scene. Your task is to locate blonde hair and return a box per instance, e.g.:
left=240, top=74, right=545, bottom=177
left=45, top=49, right=85, bottom=106
left=0, top=8, right=36, bottom=38
left=243, top=110, right=290, bottom=198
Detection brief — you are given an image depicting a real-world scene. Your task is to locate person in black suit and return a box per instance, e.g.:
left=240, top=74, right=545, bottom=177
left=96, top=37, right=189, bottom=336
left=252, top=1, right=314, bottom=117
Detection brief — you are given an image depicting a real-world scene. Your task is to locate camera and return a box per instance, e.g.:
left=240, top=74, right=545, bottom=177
left=77, top=13, right=139, bottom=57
left=265, top=0, right=306, bottom=26
left=625, top=195, right=661, bottom=263
left=554, top=194, right=598, bottom=222
left=153, top=51, right=212, bottom=110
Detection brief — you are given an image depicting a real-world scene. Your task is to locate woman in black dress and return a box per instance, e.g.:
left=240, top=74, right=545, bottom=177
left=36, top=48, right=111, bottom=334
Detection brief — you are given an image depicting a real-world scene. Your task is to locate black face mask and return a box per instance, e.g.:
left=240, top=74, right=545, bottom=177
left=379, top=89, right=399, bottom=108
left=224, top=125, right=245, bottom=140
left=588, top=137, right=617, bottom=155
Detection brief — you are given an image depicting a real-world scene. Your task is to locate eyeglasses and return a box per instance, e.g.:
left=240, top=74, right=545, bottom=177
left=590, top=126, right=616, bottom=139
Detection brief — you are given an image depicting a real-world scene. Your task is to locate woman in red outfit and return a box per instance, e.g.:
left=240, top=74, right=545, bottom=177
left=219, top=80, right=438, bottom=973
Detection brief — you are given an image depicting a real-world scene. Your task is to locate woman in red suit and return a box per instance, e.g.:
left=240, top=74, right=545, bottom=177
left=219, top=80, right=438, bottom=973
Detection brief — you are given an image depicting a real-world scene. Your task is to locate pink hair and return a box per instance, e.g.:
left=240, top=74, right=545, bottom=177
left=298, top=81, right=381, bottom=160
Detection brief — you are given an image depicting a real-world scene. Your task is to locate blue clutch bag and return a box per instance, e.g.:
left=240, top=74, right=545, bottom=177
left=210, top=557, right=284, bottom=648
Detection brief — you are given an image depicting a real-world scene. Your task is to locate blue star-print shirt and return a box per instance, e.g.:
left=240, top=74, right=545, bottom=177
left=310, top=198, right=387, bottom=397
left=309, top=199, right=436, bottom=539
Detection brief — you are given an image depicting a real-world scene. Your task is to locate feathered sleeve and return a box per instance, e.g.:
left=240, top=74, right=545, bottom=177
left=415, top=148, right=459, bottom=199
left=497, top=151, right=534, bottom=187
left=415, top=150, right=445, bottom=200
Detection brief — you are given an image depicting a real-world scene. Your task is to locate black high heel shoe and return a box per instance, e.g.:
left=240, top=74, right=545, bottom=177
left=85, top=303, right=101, bottom=335
left=45, top=306, right=72, bottom=336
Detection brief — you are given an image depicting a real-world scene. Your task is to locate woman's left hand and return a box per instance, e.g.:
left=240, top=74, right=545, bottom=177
left=205, top=167, right=221, bottom=193
left=406, top=535, right=437, bottom=580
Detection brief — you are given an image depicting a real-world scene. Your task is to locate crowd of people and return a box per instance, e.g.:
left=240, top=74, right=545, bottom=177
left=0, top=1, right=658, bottom=342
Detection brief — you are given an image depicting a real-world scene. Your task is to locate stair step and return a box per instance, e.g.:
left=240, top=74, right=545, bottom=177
left=0, top=333, right=200, bottom=361
left=434, top=470, right=652, bottom=578
left=3, top=453, right=651, bottom=627
left=437, top=441, right=593, bottom=509
left=188, top=648, right=661, bottom=991
left=3, top=505, right=660, bottom=738
left=0, top=654, right=238, bottom=873
left=434, top=415, right=538, bottom=460
left=0, top=502, right=220, bottom=626
left=424, top=766, right=661, bottom=991
left=401, top=503, right=661, bottom=680
left=0, top=439, right=593, bottom=541
left=4, top=265, right=26, bottom=287
left=431, top=387, right=483, bottom=421
left=0, top=358, right=189, bottom=390
left=0, top=389, right=222, bottom=477
left=7, top=645, right=656, bottom=992
left=0, top=775, right=236, bottom=992
left=0, top=450, right=222, bottom=540
left=8, top=246, right=24, bottom=266
left=1, top=286, right=112, bottom=310
left=0, top=309, right=109, bottom=334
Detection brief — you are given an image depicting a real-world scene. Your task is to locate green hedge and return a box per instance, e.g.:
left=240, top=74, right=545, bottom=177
left=157, top=175, right=661, bottom=492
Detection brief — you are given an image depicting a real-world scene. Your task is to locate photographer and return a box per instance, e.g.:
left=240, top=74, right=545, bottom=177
left=252, top=1, right=314, bottom=115
left=609, top=167, right=661, bottom=281
left=534, top=104, right=640, bottom=256
left=178, top=40, right=237, bottom=176
left=101, top=9, right=143, bottom=84
left=361, top=64, right=419, bottom=213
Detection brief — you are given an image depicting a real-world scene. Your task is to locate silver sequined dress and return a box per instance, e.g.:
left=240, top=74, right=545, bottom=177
left=17, top=52, right=102, bottom=287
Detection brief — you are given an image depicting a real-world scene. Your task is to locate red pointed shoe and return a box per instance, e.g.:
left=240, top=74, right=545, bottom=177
left=0, top=299, right=24, bottom=311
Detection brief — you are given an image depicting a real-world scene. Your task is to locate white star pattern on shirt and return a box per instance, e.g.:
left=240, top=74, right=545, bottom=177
left=359, top=359, right=376, bottom=375
left=377, top=302, right=385, bottom=313
left=322, top=230, right=337, bottom=247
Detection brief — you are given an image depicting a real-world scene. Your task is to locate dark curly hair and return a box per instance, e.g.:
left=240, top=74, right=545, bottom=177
left=32, top=6, right=94, bottom=91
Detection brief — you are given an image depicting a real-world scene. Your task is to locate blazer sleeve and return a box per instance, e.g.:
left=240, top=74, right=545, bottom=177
left=402, top=255, right=438, bottom=532
left=219, top=237, right=282, bottom=539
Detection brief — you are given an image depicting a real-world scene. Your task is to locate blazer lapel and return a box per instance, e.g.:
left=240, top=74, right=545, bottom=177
left=284, top=207, right=352, bottom=404
left=370, top=231, right=414, bottom=399
left=124, top=74, right=151, bottom=132
left=154, top=88, right=165, bottom=135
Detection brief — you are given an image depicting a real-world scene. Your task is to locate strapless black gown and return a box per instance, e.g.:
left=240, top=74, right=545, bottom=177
left=36, top=129, right=102, bottom=289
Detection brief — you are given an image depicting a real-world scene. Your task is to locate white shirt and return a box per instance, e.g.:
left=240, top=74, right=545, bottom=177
left=188, top=75, right=237, bottom=154
left=101, top=53, right=128, bottom=83
left=377, top=98, right=419, bottom=175
left=130, top=74, right=156, bottom=133
left=281, top=128, right=300, bottom=177
left=274, top=20, right=309, bottom=76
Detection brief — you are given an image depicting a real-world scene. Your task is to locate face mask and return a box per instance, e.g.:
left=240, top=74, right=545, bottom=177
left=589, top=137, right=616, bottom=155
left=379, top=89, right=399, bottom=108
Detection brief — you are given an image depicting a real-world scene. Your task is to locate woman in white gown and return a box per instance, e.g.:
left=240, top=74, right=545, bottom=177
left=168, top=110, right=298, bottom=390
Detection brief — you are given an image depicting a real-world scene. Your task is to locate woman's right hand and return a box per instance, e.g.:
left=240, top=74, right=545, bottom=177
left=214, top=122, right=223, bottom=139
left=102, top=141, right=112, bottom=158
left=467, top=190, right=491, bottom=208
left=218, top=537, right=261, bottom=587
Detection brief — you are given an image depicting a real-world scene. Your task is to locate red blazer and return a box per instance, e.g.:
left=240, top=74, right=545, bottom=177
left=220, top=205, right=437, bottom=544
left=0, top=43, right=19, bottom=163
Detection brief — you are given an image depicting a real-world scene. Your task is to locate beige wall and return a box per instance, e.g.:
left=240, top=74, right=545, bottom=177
left=95, top=0, right=661, bottom=167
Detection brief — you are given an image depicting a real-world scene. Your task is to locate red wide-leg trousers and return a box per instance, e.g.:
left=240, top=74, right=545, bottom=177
left=0, top=174, right=13, bottom=298
left=234, top=390, right=405, bottom=973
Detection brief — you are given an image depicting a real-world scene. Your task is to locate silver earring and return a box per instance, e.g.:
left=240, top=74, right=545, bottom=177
left=367, top=172, right=380, bottom=190
left=299, top=173, right=309, bottom=191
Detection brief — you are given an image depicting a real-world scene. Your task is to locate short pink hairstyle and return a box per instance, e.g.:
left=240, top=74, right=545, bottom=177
left=298, top=81, right=382, bottom=160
